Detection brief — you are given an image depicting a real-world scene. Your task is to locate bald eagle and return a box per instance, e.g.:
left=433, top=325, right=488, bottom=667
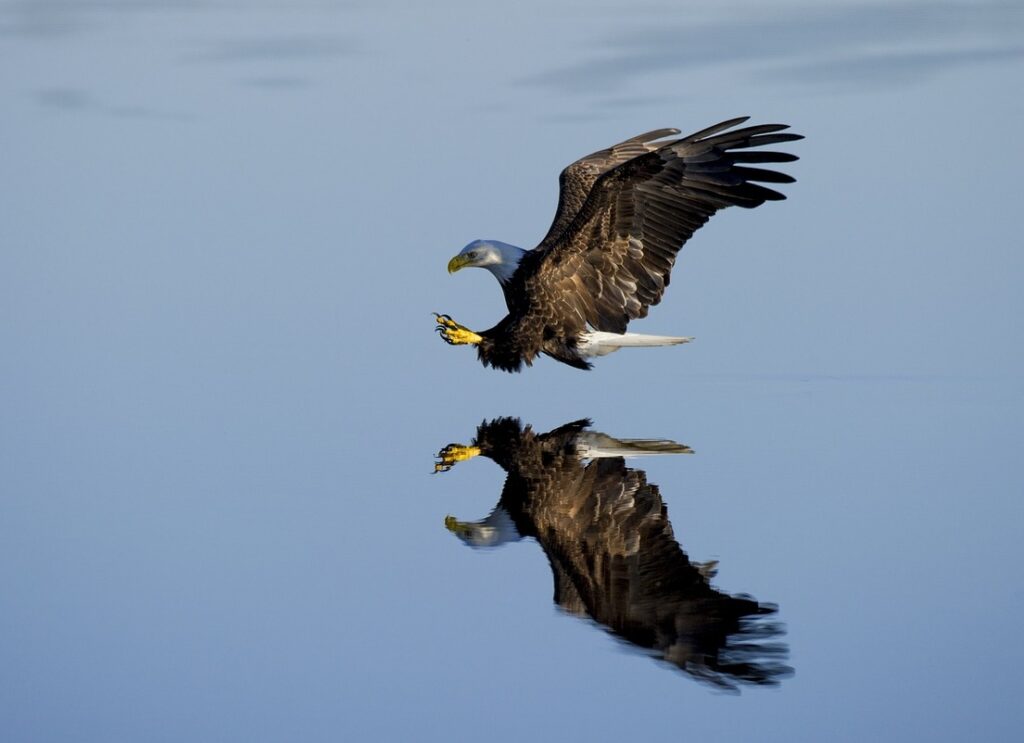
left=435, top=117, right=802, bottom=371
left=436, top=418, right=791, bottom=689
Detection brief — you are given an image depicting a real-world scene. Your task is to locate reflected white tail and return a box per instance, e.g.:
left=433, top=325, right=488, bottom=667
left=574, top=432, right=693, bottom=459
left=578, top=331, right=693, bottom=358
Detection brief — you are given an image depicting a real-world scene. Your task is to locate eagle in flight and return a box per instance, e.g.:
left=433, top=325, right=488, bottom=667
left=435, top=117, right=801, bottom=371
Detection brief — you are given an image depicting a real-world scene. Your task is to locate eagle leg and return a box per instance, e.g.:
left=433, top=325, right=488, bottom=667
left=434, top=443, right=481, bottom=473
left=434, top=313, right=483, bottom=346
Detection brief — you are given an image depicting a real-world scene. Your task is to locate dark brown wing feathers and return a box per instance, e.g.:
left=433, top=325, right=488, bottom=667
left=541, top=127, right=682, bottom=249
left=532, top=118, right=802, bottom=334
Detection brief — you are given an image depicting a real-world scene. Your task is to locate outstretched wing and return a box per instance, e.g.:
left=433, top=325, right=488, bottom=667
left=540, top=128, right=682, bottom=247
left=528, top=117, right=802, bottom=334
left=535, top=456, right=790, bottom=689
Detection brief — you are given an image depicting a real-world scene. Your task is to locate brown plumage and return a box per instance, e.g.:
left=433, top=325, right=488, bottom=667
left=445, top=117, right=802, bottom=372
left=439, top=418, right=791, bottom=688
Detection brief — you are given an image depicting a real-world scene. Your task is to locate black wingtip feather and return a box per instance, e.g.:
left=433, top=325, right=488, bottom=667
left=733, top=166, right=797, bottom=184
left=682, top=116, right=751, bottom=141
left=729, top=151, right=800, bottom=164
left=729, top=132, right=804, bottom=149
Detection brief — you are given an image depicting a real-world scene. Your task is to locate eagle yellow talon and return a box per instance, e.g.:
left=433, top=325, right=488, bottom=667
left=434, top=444, right=482, bottom=472
left=434, top=314, right=483, bottom=346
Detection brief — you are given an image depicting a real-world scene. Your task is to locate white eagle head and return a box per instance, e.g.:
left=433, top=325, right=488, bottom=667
left=447, top=239, right=525, bottom=284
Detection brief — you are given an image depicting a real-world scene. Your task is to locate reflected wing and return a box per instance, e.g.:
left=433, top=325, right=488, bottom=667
left=540, top=128, right=681, bottom=247
left=446, top=417, right=791, bottom=688
left=530, top=118, right=802, bottom=333
left=550, top=459, right=788, bottom=688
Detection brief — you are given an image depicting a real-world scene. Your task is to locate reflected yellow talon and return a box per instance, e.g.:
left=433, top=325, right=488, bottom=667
left=434, top=313, right=483, bottom=346
left=434, top=443, right=482, bottom=472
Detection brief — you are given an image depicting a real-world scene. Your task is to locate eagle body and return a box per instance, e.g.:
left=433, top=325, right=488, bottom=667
left=439, top=117, right=802, bottom=372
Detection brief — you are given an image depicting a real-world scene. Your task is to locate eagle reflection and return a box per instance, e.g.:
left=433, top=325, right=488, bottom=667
left=436, top=418, right=791, bottom=690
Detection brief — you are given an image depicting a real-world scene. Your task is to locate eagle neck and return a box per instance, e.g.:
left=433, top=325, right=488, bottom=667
left=483, top=242, right=526, bottom=286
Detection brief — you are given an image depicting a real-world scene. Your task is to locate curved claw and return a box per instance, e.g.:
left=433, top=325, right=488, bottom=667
left=434, top=443, right=481, bottom=471
left=434, top=444, right=458, bottom=472
left=433, top=314, right=481, bottom=346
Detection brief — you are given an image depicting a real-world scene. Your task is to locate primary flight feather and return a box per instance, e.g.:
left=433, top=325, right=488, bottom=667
left=435, top=117, right=802, bottom=372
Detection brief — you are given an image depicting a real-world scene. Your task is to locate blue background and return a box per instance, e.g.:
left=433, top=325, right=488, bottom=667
left=2, top=1, right=1022, bottom=740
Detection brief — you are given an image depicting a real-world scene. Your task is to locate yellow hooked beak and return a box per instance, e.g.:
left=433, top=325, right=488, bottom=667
left=447, top=253, right=474, bottom=274
left=444, top=515, right=470, bottom=535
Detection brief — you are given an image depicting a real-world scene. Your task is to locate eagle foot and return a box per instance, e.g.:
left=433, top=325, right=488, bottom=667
left=434, top=443, right=481, bottom=473
left=434, top=313, right=482, bottom=346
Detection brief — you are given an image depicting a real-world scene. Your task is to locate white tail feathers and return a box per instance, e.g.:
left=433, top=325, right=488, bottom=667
left=578, top=331, right=693, bottom=358
left=574, top=432, right=693, bottom=459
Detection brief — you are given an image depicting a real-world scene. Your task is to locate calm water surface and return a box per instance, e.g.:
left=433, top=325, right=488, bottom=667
left=2, top=1, right=1022, bottom=741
